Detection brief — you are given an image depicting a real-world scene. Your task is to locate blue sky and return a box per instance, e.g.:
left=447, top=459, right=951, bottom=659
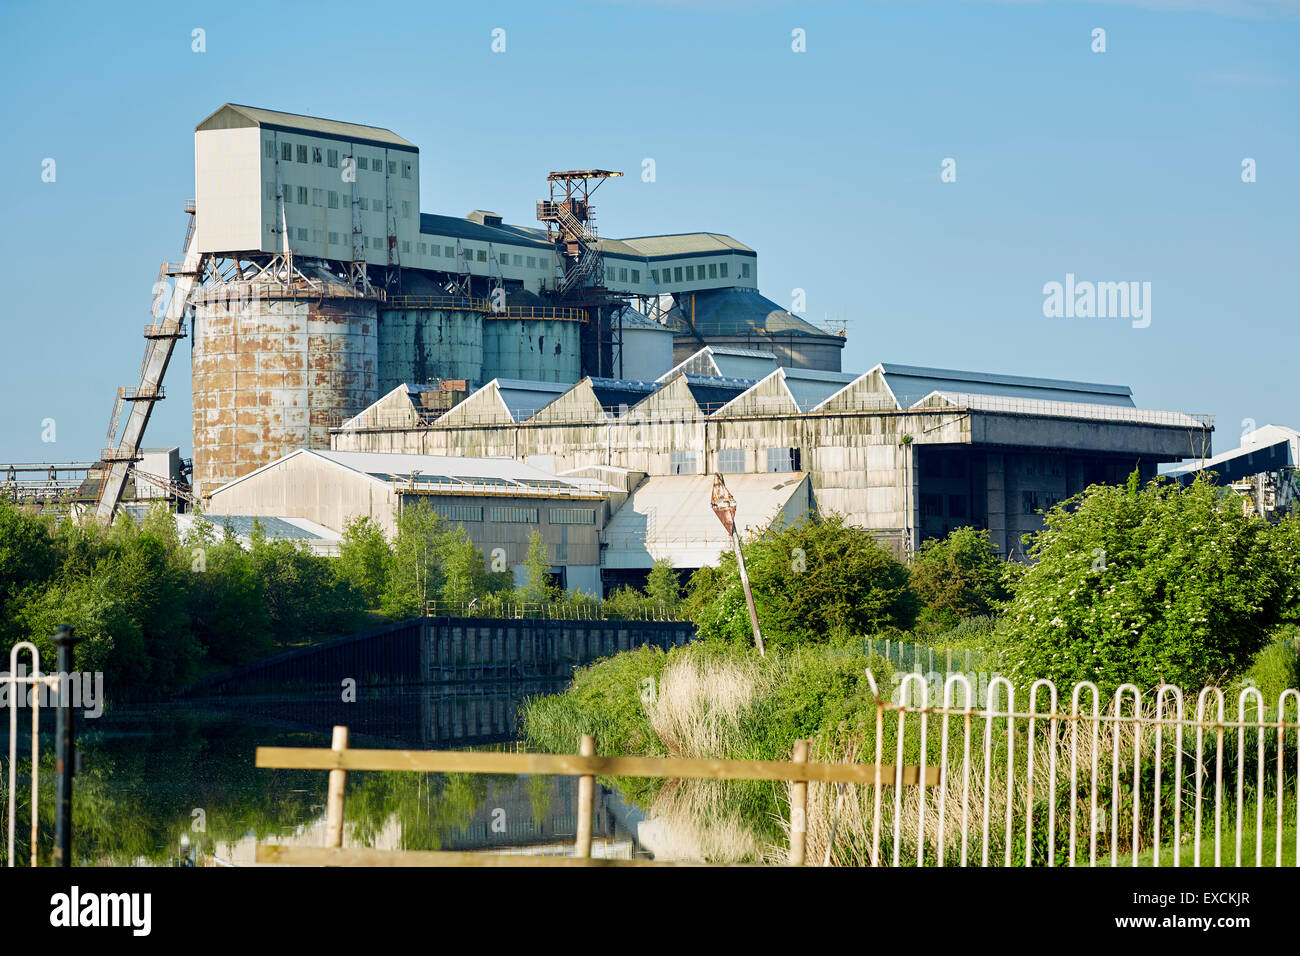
left=0, top=0, right=1295, bottom=463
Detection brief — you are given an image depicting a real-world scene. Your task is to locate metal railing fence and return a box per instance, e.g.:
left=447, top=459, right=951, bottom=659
left=809, top=672, right=1299, bottom=867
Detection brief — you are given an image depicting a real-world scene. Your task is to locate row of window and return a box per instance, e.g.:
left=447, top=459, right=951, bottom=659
left=1019, top=456, right=1064, bottom=479
left=605, top=265, right=643, bottom=285
left=920, top=454, right=969, bottom=480
left=603, top=260, right=753, bottom=288
left=278, top=225, right=393, bottom=251
left=1021, top=491, right=1063, bottom=514
left=921, top=494, right=970, bottom=520
left=272, top=225, right=552, bottom=268
left=414, top=244, right=551, bottom=270
left=430, top=504, right=597, bottom=526
left=269, top=182, right=415, bottom=219
left=673, top=447, right=803, bottom=476
left=653, top=261, right=729, bottom=285
left=267, top=139, right=413, bottom=179
left=629, top=260, right=753, bottom=287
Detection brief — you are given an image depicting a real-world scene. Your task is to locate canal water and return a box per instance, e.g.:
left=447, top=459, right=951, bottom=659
left=0, top=682, right=651, bottom=866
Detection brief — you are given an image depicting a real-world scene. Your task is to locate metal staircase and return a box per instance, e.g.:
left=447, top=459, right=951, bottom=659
left=94, top=203, right=205, bottom=522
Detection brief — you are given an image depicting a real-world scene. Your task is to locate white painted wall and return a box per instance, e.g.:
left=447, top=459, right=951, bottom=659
left=195, top=126, right=263, bottom=253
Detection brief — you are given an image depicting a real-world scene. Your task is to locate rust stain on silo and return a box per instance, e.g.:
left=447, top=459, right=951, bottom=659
left=190, top=282, right=379, bottom=499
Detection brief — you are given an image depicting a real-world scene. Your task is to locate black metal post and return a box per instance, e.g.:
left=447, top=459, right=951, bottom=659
left=52, top=625, right=81, bottom=867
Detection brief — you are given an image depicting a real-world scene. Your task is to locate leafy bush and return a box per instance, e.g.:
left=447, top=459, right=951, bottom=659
left=690, top=513, right=919, bottom=649
left=909, top=526, right=1009, bottom=630
left=645, top=558, right=683, bottom=608
left=1273, top=516, right=1300, bottom=623
left=1001, top=474, right=1288, bottom=690
left=516, top=529, right=559, bottom=604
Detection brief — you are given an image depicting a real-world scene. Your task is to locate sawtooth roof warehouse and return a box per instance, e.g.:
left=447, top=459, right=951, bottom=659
left=173, top=103, right=1215, bottom=594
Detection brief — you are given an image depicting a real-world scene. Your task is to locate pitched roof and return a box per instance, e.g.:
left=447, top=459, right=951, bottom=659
left=606, top=233, right=755, bottom=257
left=419, top=212, right=552, bottom=250
left=878, top=363, right=1135, bottom=408
left=657, top=346, right=778, bottom=382
left=196, top=103, right=417, bottom=150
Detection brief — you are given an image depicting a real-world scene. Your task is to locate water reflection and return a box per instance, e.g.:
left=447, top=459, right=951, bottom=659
left=0, top=682, right=649, bottom=866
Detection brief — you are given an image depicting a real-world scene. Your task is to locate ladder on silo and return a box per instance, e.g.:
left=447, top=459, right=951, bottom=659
left=93, top=202, right=205, bottom=523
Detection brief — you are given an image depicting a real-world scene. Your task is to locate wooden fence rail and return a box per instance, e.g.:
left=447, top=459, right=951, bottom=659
left=254, top=726, right=938, bottom=867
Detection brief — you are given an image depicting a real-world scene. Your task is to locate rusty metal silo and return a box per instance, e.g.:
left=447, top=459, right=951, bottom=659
left=377, top=295, right=485, bottom=392
left=190, top=272, right=379, bottom=500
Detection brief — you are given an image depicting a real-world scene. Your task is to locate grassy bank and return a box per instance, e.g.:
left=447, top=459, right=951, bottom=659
left=521, top=642, right=896, bottom=860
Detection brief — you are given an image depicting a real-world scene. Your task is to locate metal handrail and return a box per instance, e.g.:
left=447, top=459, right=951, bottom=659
left=189, top=279, right=384, bottom=303
left=486, top=306, right=589, bottom=323
left=385, top=295, right=492, bottom=312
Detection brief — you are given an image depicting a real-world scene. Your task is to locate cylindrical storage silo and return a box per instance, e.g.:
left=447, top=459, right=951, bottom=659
left=377, top=300, right=484, bottom=393
left=481, top=313, right=582, bottom=383
left=191, top=280, right=379, bottom=500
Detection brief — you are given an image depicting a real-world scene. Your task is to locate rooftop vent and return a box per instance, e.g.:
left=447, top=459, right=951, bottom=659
left=467, top=209, right=503, bottom=227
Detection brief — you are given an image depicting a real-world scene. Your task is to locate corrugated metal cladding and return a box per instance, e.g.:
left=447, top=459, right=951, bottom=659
left=191, top=286, right=379, bottom=499
left=377, top=307, right=484, bottom=391
left=482, top=318, right=580, bottom=384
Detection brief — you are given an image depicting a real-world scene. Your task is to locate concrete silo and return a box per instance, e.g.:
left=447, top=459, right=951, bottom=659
left=190, top=272, right=379, bottom=499
left=481, top=309, right=583, bottom=384
left=377, top=296, right=485, bottom=392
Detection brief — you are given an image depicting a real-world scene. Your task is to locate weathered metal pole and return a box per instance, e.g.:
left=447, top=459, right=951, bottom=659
left=52, top=625, right=81, bottom=867
left=710, top=475, right=765, bottom=657
left=731, top=528, right=765, bottom=657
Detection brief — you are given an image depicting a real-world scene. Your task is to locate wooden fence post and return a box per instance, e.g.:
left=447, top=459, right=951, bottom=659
left=575, top=735, right=595, bottom=859
left=325, top=725, right=349, bottom=849
left=789, top=739, right=808, bottom=866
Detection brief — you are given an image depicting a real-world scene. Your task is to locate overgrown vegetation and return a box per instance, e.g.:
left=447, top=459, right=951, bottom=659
left=0, top=496, right=700, bottom=697
left=522, top=473, right=1300, bottom=862
left=0, top=501, right=370, bottom=695
left=689, top=513, right=919, bottom=649
left=1000, top=473, right=1294, bottom=690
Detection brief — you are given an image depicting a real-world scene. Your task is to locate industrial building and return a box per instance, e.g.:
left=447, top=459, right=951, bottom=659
left=204, top=449, right=624, bottom=594
left=167, top=104, right=844, bottom=502
left=331, top=350, right=1214, bottom=562
left=74, top=102, right=1218, bottom=591
left=1168, top=424, right=1298, bottom=521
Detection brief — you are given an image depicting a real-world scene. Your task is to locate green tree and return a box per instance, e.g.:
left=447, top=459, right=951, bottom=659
left=645, top=558, right=682, bottom=609
left=517, top=530, right=558, bottom=604
left=16, top=563, right=149, bottom=689
left=439, top=527, right=490, bottom=605
left=337, top=515, right=391, bottom=609
left=0, top=502, right=59, bottom=590
left=383, top=500, right=449, bottom=617
left=909, top=526, right=1008, bottom=629
left=1001, top=473, right=1287, bottom=690
left=249, top=527, right=362, bottom=641
left=690, top=513, right=919, bottom=649
left=187, top=539, right=272, bottom=666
